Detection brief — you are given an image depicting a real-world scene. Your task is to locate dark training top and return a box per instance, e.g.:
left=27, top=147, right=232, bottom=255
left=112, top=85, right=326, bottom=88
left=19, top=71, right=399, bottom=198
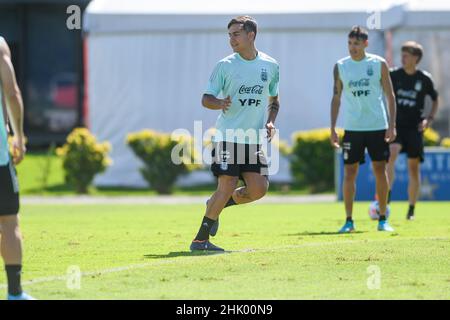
left=390, top=67, right=438, bottom=128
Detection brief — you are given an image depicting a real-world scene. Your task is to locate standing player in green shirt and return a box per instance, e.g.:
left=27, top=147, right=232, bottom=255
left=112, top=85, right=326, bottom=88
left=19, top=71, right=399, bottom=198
left=330, top=26, right=397, bottom=233
left=0, top=36, right=34, bottom=300
left=190, top=16, right=280, bottom=251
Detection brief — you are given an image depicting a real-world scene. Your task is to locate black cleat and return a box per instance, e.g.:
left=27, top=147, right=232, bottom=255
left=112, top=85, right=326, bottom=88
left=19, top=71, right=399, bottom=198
left=190, top=240, right=224, bottom=251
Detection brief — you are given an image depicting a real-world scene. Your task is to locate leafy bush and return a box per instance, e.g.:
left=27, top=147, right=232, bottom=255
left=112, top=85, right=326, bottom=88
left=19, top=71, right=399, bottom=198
left=56, top=128, right=111, bottom=194
left=289, top=128, right=343, bottom=193
left=423, top=128, right=440, bottom=146
left=127, top=130, right=201, bottom=194
left=441, top=137, right=450, bottom=148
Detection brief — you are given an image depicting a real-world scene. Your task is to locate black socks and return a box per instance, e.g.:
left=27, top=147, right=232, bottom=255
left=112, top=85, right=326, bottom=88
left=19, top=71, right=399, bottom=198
left=194, top=216, right=216, bottom=241
left=5, top=265, right=22, bottom=296
left=224, top=197, right=237, bottom=208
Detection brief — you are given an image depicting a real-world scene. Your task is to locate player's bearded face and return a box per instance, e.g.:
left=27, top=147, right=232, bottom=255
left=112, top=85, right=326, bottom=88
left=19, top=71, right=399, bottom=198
left=348, top=38, right=367, bottom=58
left=228, top=24, right=252, bottom=52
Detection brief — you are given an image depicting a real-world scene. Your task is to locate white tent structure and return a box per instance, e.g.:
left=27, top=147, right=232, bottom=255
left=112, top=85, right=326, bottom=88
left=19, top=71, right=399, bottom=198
left=83, top=0, right=450, bottom=187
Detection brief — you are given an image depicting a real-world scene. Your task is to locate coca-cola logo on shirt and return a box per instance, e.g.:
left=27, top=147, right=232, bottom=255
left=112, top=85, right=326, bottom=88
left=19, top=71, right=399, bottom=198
left=239, top=85, right=264, bottom=95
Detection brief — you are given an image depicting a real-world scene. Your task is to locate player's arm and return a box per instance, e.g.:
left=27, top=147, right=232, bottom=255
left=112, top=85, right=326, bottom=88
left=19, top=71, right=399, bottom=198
left=0, top=37, right=26, bottom=164
left=420, top=77, right=439, bottom=131
left=201, top=94, right=231, bottom=112
left=381, top=61, right=397, bottom=143
left=266, top=95, right=279, bottom=142
left=330, top=63, right=342, bottom=148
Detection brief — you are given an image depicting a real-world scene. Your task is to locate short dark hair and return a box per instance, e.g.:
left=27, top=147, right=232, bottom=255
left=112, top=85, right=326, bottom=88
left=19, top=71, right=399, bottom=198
left=348, top=25, right=368, bottom=41
left=227, top=16, right=258, bottom=39
left=401, top=41, right=424, bottom=63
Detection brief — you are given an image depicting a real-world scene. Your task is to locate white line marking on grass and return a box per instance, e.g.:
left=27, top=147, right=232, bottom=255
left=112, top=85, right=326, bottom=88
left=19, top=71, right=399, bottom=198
left=0, top=236, right=447, bottom=290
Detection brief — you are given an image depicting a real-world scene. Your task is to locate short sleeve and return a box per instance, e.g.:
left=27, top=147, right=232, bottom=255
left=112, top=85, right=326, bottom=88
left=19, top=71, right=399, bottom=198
left=205, top=62, right=225, bottom=96
left=425, top=73, right=438, bottom=101
left=269, top=64, right=280, bottom=97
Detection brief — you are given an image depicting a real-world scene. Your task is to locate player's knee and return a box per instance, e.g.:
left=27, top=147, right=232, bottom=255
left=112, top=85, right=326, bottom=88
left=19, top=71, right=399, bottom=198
left=408, top=162, right=420, bottom=177
left=344, top=168, right=358, bottom=180
left=249, top=181, right=268, bottom=200
left=0, top=215, right=19, bottom=230
left=372, top=162, right=387, bottom=176
left=217, top=176, right=239, bottom=194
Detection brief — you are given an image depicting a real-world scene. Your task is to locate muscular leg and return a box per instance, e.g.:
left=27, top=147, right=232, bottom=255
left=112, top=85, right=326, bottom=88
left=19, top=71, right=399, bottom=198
left=372, top=161, right=389, bottom=216
left=0, top=215, right=22, bottom=265
left=205, top=175, right=239, bottom=220
left=232, top=172, right=269, bottom=205
left=192, top=175, right=239, bottom=243
left=343, top=163, right=359, bottom=219
left=1, top=215, right=23, bottom=296
left=387, top=143, right=402, bottom=190
left=407, top=158, right=421, bottom=206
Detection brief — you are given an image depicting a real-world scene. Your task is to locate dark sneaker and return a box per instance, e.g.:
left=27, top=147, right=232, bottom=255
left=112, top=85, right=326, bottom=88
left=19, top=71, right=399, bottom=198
left=190, top=240, right=225, bottom=251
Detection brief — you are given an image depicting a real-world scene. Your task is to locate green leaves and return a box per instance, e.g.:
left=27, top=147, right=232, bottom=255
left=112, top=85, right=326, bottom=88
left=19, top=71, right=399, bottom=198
left=56, top=128, right=112, bottom=194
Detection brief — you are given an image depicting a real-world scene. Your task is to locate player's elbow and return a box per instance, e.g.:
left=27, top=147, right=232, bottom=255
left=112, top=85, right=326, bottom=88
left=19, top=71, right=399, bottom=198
left=331, top=97, right=341, bottom=108
left=389, top=94, right=396, bottom=106
left=5, top=86, right=22, bottom=102
left=201, top=94, right=210, bottom=108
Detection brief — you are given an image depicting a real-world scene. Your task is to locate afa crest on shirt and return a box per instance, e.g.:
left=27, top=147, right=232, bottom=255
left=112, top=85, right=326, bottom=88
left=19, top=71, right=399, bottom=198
left=415, top=80, right=422, bottom=91
left=261, top=68, right=268, bottom=82
left=367, top=65, right=374, bottom=76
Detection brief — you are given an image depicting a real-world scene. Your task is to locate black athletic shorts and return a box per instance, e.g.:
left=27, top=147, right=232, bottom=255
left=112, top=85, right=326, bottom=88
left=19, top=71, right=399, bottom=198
left=0, top=162, right=20, bottom=216
left=211, top=142, right=268, bottom=180
left=392, top=127, right=424, bottom=162
left=342, top=130, right=390, bottom=165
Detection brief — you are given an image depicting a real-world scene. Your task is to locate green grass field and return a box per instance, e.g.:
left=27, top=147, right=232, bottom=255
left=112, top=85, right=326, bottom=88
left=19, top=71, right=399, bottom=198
left=0, top=202, right=448, bottom=300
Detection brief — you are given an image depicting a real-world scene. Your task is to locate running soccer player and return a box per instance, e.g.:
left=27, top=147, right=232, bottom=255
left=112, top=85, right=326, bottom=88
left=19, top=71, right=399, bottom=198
left=190, top=16, right=280, bottom=251
left=0, top=37, right=34, bottom=300
left=330, top=26, right=397, bottom=233
left=387, top=41, right=439, bottom=220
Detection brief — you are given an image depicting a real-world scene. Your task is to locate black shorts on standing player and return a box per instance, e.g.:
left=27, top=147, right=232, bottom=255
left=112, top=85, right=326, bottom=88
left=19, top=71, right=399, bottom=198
left=0, top=161, right=20, bottom=216
left=342, top=130, right=390, bottom=165
left=211, top=142, right=268, bottom=180
left=393, top=127, right=424, bottom=162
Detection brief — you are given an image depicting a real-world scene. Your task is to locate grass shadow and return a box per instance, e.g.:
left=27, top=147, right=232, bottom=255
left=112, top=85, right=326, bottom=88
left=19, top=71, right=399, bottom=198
left=287, top=231, right=366, bottom=236
left=144, top=250, right=229, bottom=259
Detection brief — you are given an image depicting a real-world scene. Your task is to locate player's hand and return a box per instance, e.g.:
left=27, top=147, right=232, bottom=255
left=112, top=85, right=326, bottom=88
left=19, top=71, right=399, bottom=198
left=266, top=121, right=276, bottom=142
left=220, top=96, right=232, bottom=113
left=12, top=135, right=26, bottom=165
left=418, top=118, right=430, bottom=132
left=330, top=129, right=340, bottom=148
left=385, top=126, right=397, bottom=143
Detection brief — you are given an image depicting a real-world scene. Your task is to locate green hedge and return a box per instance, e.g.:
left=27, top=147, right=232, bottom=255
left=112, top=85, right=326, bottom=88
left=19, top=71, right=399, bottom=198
left=127, top=130, right=201, bottom=194
left=289, top=128, right=343, bottom=193
left=56, top=128, right=111, bottom=194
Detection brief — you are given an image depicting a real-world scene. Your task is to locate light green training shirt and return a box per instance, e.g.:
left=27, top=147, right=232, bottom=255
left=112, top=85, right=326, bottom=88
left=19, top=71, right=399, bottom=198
left=337, top=53, right=388, bottom=131
left=205, top=51, right=279, bottom=144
